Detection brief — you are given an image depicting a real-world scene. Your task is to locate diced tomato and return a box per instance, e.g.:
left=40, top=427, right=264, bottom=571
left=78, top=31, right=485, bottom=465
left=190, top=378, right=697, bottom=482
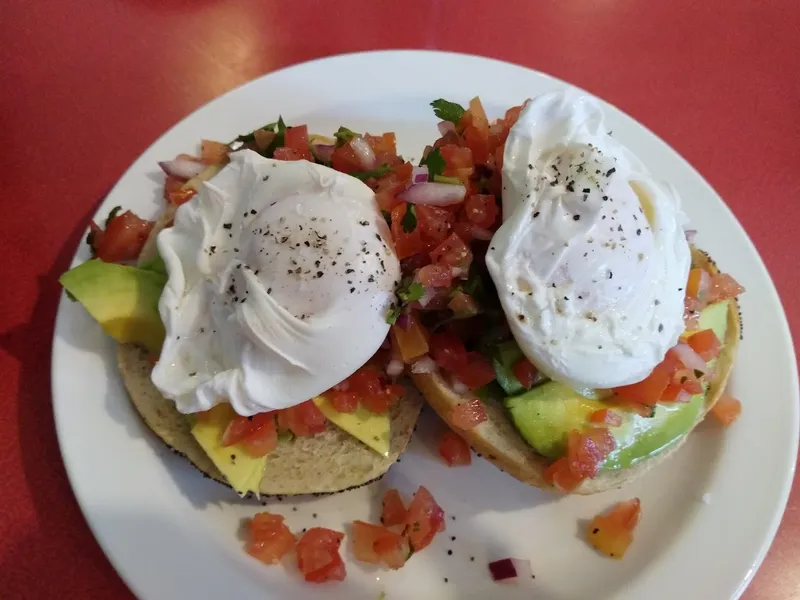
left=612, top=353, right=679, bottom=406
left=429, top=332, right=469, bottom=372
left=221, top=412, right=277, bottom=457
left=462, top=124, right=490, bottom=164
left=283, top=125, right=312, bottom=161
left=374, top=162, right=413, bottom=213
left=452, top=352, right=496, bottom=390
left=246, top=512, right=296, bottom=565
left=668, top=342, right=708, bottom=375
left=451, top=220, right=474, bottom=244
left=512, top=357, right=539, bottom=390
left=438, top=430, right=472, bottom=466
left=589, top=408, right=623, bottom=427
left=351, top=521, right=410, bottom=569
left=391, top=202, right=424, bottom=260
left=430, top=233, right=473, bottom=273
left=404, top=486, right=445, bottom=552
left=167, top=187, right=197, bottom=206
left=200, top=139, right=229, bottom=165
left=391, top=315, right=430, bottom=363
left=273, top=147, right=307, bottom=161
left=450, top=398, right=488, bottom=430
left=416, top=264, right=453, bottom=288
left=660, top=383, right=691, bottom=404
left=687, top=329, right=721, bottom=361
left=448, top=290, right=480, bottom=318
left=504, top=104, right=524, bottom=131
left=672, top=368, right=705, bottom=394
left=416, top=204, right=454, bottom=244
left=544, top=457, right=584, bottom=493
left=686, top=267, right=710, bottom=301
left=464, top=194, right=499, bottom=229
left=439, top=144, right=473, bottom=180
left=710, top=393, right=742, bottom=426
left=163, top=175, right=185, bottom=199
left=331, top=142, right=362, bottom=174
left=365, top=132, right=400, bottom=167
left=329, top=390, right=358, bottom=413
left=89, top=210, right=154, bottom=263
left=546, top=429, right=616, bottom=492
left=707, top=273, right=745, bottom=302
left=587, top=498, right=641, bottom=559
left=277, top=400, right=327, bottom=437
left=381, top=489, right=408, bottom=527
left=348, top=365, right=382, bottom=398
left=296, top=527, right=346, bottom=583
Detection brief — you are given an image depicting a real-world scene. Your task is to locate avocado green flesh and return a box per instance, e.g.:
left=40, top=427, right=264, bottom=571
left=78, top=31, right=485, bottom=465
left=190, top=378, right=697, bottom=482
left=60, top=259, right=167, bottom=354
left=503, top=300, right=730, bottom=470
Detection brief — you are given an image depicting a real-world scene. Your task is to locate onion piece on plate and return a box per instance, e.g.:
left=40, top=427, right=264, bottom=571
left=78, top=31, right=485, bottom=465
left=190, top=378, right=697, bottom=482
left=158, top=159, right=207, bottom=180
left=350, top=137, right=376, bottom=170
left=488, top=557, right=534, bottom=583
left=411, top=166, right=429, bottom=184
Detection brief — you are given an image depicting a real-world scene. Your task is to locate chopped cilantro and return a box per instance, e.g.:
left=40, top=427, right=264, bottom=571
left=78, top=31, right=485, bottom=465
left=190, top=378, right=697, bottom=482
left=262, top=116, right=287, bottom=158
left=334, top=126, right=358, bottom=147
left=351, top=164, right=392, bottom=181
left=385, top=305, right=403, bottom=325
left=401, top=204, right=417, bottom=233
left=398, top=280, right=425, bottom=302
left=430, top=98, right=466, bottom=124
left=421, top=147, right=446, bottom=179
left=104, top=206, right=122, bottom=227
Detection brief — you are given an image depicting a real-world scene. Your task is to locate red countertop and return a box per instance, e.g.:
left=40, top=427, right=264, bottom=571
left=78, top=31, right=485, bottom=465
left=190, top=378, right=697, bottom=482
left=1, top=1, right=798, bottom=598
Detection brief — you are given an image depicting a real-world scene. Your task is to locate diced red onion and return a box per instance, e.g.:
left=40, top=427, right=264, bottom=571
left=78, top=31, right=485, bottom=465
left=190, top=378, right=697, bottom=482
left=438, top=121, right=456, bottom=136
left=350, top=137, right=376, bottom=170
left=395, top=312, right=411, bottom=330
left=399, top=182, right=467, bottom=206
left=684, top=229, right=697, bottom=244
left=311, top=143, right=335, bottom=163
left=470, top=226, right=494, bottom=241
left=412, top=165, right=429, bottom=184
left=670, top=342, right=707, bottom=374
left=158, top=159, right=206, bottom=180
left=333, top=380, right=350, bottom=392
left=386, top=359, right=404, bottom=377
left=452, top=377, right=469, bottom=395
left=488, top=558, right=534, bottom=583
left=417, top=286, right=438, bottom=308
left=410, top=356, right=437, bottom=374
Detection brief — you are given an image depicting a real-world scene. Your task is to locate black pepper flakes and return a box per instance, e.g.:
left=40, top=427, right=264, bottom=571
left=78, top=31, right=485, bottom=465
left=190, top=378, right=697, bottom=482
left=223, top=223, right=232, bottom=230
left=636, top=228, right=642, bottom=236
left=573, top=214, right=581, bottom=221
left=606, top=167, right=616, bottom=177
left=658, top=323, right=664, bottom=332
left=533, top=211, right=540, bottom=218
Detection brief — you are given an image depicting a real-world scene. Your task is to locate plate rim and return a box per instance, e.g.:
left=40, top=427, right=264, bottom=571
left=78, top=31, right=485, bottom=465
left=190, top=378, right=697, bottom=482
left=50, top=49, right=799, bottom=600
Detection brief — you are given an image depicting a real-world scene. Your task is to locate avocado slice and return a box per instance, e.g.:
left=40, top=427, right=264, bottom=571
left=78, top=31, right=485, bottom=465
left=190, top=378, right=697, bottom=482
left=504, top=300, right=730, bottom=470
left=60, top=259, right=166, bottom=354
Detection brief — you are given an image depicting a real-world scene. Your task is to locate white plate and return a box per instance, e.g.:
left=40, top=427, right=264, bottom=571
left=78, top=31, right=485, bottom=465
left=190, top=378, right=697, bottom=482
left=52, top=51, right=798, bottom=600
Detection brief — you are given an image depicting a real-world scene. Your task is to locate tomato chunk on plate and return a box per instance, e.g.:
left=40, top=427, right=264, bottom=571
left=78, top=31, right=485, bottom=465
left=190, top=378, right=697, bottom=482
left=296, top=527, right=346, bottom=583
left=381, top=489, right=408, bottom=527
left=245, top=512, right=295, bottom=565
left=710, top=393, right=742, bottom=426
left=352, top=521, right=411, bottom=569
left=404, top=486, right=446, bottom=552
left=438, top=430, right=472, bottom=466
left=687, top=329, right=721, bottom=361
left=586, top=498, right=642, bottom=559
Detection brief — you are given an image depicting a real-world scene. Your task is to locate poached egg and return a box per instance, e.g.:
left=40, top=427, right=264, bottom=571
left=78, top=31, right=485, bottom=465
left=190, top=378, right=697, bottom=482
left=151, top=150, right=400, bottom=416
left=485, top=91, right=691, bottom=390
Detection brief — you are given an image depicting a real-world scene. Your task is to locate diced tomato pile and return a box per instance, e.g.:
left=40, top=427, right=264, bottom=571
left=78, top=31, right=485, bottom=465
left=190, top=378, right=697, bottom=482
left=245, top=487, right=445, bottom=581
left=544, top=428, right=617, bottom=493
left=87, top=209, right=154, bottom=264
left=586, top=498, right=642, bottom=559
left=324, top=364, right=405, bottom=415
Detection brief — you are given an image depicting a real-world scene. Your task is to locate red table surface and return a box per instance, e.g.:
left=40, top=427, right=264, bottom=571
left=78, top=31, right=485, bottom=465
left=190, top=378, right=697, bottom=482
left=1, top=1, right=798, bottom=598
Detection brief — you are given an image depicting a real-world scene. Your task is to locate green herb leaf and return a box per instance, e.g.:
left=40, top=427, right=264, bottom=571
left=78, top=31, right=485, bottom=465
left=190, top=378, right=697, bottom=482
left=351, top=164, right=392, bottom=181
left=385, top=305, right=403, bottom=325
left=398, top=280, right=425, bottom=302
left=433, top=175, right=461, bottom=185
left=430, top=99, right=466, bottom=124
left=234, top=120, right=280, bottom=144
left=381, top=210, right=392, bottom=226
left=334, top=126, right=358, bottom=147
left=263, top=116, right=287, bottom=158
left=105, top=206, right=122, bottom=227
left=421, top=147, right=446, bottom=179
left=401, top=204, right=417, bottom=233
